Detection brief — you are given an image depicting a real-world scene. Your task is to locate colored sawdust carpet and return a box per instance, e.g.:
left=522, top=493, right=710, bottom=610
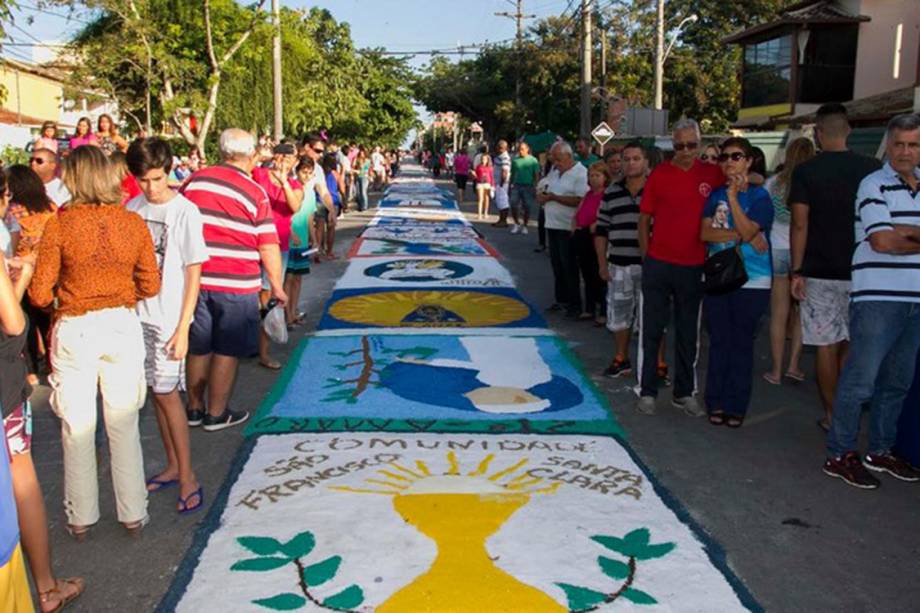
left=158, top=433, right=759, bottom=612
left=334, top=256, right=514, bottom=290
left=246, top=335, right=619, bottom=436
left=348, top=236, right=498, bottom=258
left=317, top=288, right=542, bottom=331
left=360, top=225, right=481, bottom=241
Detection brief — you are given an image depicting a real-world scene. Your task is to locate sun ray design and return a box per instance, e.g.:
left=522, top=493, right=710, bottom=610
left=329, top=453, right=560, bottom=497
left=468, top=454, right=495, bottom=477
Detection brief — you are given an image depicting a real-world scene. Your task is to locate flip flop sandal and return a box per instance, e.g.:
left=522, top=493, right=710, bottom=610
left=145, top=475, right=179, bottom=492
left=178, top=486, right=205, bottom=515
left=762, top=373, right=782, bottom=385
left=65, top=524, right=94, bottom=542
left=816, top=418, right=830, bottom=433
left=726, top=415, right=745, bottom=428
left=785, top=371, right=806, bottom=382
left=259, top=360, right=282, bottom=371
left=708, top=411, right=726, bottom=426
left=39, top=576, right=85, bottom=613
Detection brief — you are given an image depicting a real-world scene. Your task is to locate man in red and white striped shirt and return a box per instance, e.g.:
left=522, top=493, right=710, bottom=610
left=181, top=128, right=287, bottom=432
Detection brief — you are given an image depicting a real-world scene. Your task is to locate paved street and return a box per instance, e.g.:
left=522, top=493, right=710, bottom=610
left=31, top=180, right=917, bottom=613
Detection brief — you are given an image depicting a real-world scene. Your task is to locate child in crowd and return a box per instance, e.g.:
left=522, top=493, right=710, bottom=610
left=126, top=138, right=208, bottom=514
left=286, top=159, right=319, bottom=327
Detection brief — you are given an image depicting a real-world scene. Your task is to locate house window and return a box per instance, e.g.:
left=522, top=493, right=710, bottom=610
left=742, top=34, right=793, bottom=108
left=797, top=25, right=858, bottom=104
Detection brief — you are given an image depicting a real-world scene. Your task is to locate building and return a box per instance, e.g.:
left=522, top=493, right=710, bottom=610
left=724, top=0, right=920, bottom=129
left=0, top=56, right=119, bottom=149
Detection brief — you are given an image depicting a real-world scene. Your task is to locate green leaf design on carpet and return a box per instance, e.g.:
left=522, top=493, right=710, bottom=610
left=231, top=531, right=365, bottom=612
left=558, top=528, right=675, bottom=611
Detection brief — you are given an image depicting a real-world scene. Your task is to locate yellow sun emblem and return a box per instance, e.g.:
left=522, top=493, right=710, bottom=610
left=328, top=290, right=531, bottom=327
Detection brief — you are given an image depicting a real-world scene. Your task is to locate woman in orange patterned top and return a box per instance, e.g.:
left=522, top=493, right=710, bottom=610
left=29, top=146, right=160, bottom=540
left=6, top=165, right=56, bottom=385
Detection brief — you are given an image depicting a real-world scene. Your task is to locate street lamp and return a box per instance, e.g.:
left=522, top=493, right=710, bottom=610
left=653, top=2, right=698, bottom=110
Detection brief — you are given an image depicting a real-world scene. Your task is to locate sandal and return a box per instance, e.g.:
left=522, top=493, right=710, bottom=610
left=65, top=524, right=93, bottom=542
left=145, top=475, right=179, bottom=492
left=122, top=516, right=149, bottom=538
left=785, top=370, right=806, bottom=382
left=258, top=359, right=282, bottom=370
left=39, top=577, right=85, bottom=613
left=726, top=415, right=745, bottom=428
left=708, top=411, right=726, bottom=426
left=816, top=418, right=830, bottom=433
left=178, top=486, right=204, bottom=515
left=762, top=372, right=781, bottom=386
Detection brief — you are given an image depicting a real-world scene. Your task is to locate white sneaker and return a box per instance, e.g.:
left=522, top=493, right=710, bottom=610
left=521, top=226, right=529, bottom=235
left=672, top=396, right=705, bottom=417
left=510, top=224, right=520, bottom=234
left=636, top=396, right=657, bottom=415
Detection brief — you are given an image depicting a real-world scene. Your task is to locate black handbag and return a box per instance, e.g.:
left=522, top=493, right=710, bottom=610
left=703, top=245, right=748, bottom=295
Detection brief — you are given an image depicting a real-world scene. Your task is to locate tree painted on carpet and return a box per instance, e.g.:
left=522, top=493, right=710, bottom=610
left=557, top=528, right=676, bottom=611
left=322, top=336, right=437, bottom=403
left=231, top=531, right=365, bottom=611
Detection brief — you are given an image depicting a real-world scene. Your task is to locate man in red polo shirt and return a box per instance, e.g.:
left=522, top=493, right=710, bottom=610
left=636, top=119, right=725, bottom=416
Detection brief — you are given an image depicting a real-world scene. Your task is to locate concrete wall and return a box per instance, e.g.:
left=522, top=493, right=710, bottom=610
left=853, top=0, right=920, bottom=99
left=0, top=65, right=63, bottom=124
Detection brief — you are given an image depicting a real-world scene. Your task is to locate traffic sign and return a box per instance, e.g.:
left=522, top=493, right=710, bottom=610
left=591, top=121, right=615, bottom=145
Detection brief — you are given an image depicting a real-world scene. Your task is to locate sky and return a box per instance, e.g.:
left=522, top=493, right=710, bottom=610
left=3, top=0, right=576, bottom=140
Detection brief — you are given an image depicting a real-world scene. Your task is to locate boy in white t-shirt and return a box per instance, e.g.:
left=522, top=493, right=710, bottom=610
left=126, top=138, right=209, bottom=514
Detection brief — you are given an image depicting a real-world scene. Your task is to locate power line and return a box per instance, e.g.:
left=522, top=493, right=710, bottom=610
left=17, top=1, right=94, bottom=26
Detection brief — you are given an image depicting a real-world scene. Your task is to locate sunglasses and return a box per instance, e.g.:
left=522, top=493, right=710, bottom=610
left=30, top=157, right=47, bottom=165
left=673, top=142, right=698, bottom=151
left=700, top=154, right=715, bottom=161
left=718, top=152, right=748, bottom=163
left=311, top=147, right=325, bottom=154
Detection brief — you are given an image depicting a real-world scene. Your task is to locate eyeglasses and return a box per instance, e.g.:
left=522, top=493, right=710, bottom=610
left=311, top=147, right=325, bottom=154
left=718, top=152, right=748, bottom=162
left=673, top=142, right=698, bottom=152
left=30, top=157, right=47, bottom=165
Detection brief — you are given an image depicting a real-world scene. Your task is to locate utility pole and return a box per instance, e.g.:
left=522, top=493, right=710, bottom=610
left=495, top=0, right=536, bottom=109
left=271, top=0, right=283, bottom=141
left=580, top=0, right=592, bottom=138
left=653, top=0, right=664, bottom=110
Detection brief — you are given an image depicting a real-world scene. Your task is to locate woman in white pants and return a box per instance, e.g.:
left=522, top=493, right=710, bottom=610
left=29, top=146, right=161, bottom=539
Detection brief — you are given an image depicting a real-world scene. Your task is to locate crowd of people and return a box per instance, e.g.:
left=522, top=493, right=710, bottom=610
left=434, top=105, right=920, bottom=490
left=0, top=122, right=398, bottom=611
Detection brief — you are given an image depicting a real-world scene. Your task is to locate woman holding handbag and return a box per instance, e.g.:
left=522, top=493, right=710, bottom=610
left=699, top=137, right=773, bottom=428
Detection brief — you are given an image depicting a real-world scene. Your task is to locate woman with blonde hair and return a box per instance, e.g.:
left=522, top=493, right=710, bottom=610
left=29, top=146, right=160, bottom=539
left=474, top=154, right=494, bottom=220
left=763, top=137, right=816, bottom=386
left=95, top=114, right=128, bottom=156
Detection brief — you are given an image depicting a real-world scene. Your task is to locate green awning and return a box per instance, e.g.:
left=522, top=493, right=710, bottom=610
left=522, top=131, right=558, bottom=154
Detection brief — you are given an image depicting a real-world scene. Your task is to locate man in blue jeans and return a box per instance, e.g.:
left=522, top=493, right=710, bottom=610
left=823, top=113, right=920, bottom=489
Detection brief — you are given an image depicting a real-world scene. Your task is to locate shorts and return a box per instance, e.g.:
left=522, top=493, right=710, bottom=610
left=287, top=247, right=313, bottom=276
left=772, top=248, right=791, bottom=276
left=476, top=183, right=492, bottom=195
left=801, top=278, right=851, bottom=346
left=3, top=402, right=32, bottom=455
left=189, top=289, right=260, bottom=358
left=494, top=184, right=510, bottom=211
left=454, top=174, right=468, bottom=190
left=510, top=185, right=537, bottom=215
left=141, top=322, right=185, bottom=394
left=315, top=205, right=329, bottom=221
left=261, top=251, right=290, bottom=291
left=606, top=264, right=643, bottom=332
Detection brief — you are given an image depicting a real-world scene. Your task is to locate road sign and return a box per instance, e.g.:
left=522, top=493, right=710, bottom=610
left=591, top=121, right=615, bottom=145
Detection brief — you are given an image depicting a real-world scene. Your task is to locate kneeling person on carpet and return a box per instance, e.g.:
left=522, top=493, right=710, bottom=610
left=127, top=137, right=209, bottom=512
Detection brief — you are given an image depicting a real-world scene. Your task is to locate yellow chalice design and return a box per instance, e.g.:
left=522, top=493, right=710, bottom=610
left=331, top=453, right=566, bottom=612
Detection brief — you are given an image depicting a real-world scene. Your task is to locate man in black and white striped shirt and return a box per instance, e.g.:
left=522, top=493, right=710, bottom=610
left=594, top=142, right=665, bottom=379
left=824, top=113, right=920, bottom=489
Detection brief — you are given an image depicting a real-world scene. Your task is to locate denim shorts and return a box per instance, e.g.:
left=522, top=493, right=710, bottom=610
left=772, top=248, right=791, bottom=276
left=510, top=184, right=537, bottom=215
left=189, top=290, right=261, bottom=358
left=261, top=251, right=290, bottom=291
